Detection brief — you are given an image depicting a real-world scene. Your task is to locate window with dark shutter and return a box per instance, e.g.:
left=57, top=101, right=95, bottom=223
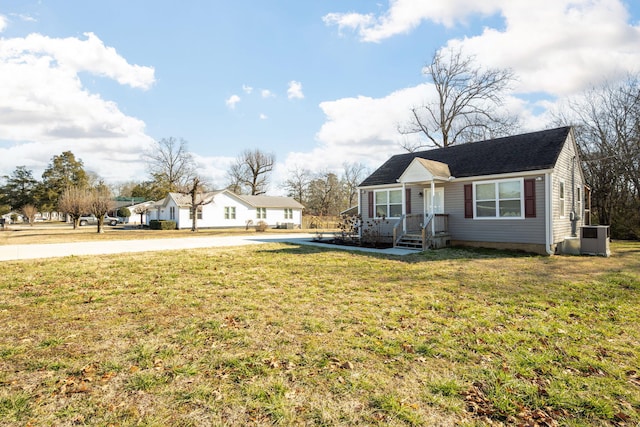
left=464, top=184, right=473, bottom=218
left=368, top=191, right=374, bottom=218
left=524, top=179, right=536, bottom=218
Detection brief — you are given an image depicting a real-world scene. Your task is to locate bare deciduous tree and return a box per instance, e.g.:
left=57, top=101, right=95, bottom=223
left=307, top=172, right=344, bottom=217
left=181, top=176, right=212, bottom=232
left=145, top=137, right=196, bottom=195
left=21, top=204, right=38, bottom=226
left=282, top=166, right=312, bottom=205
left=558, top=76, right=640, bottom=238
left=133, top=203, right=151, bottom=227
left=400, top=47, right=517, bottom=150
left=88, top=184, right=114, bottom=234
left=58, top=186, right=90, bottom=229
left=227, top=149, right=275, bottom=195
left=341, top=162, right=368, bottom=208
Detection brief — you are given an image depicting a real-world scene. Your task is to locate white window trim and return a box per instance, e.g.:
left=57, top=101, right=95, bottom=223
left=224, top=206, right=236, bottom=220
left=559, top=179, right=566, bottom=218
left=256, top=207, right=267, bottom=219
left=576, top=186, right=582, bottom=219
left=473, top=178, right=525, bottom=220
left=374, top=188, right=403, bottom=219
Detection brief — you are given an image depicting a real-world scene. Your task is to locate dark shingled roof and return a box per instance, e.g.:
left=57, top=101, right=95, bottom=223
left=360, top=127, right=571, bottom=186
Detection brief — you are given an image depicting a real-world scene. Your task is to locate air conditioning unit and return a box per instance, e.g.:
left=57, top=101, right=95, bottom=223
left=580, top=226, right=610, bottom=257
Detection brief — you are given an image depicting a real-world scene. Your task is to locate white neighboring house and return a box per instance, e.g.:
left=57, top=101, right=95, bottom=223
left=123, top=201, right=157, bottom=225
left=152, top=190, right=304, bottom=230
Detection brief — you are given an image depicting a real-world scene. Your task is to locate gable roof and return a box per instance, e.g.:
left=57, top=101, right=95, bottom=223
left=360, top=127, right=572, bottom=187
left=165, top=191, right=221, bottom=207
left=236, top=194, right=304, bottom=209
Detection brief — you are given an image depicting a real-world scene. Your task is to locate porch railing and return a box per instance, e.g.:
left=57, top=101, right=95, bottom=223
left=421, top=214, right=450, bottom=250
left=394, top=213, right=449, bottom=248
left=392, top=215, right=405, bottom=246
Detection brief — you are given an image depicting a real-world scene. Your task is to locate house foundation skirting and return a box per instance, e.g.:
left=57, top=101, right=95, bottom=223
left=450, top=240, right=549, bottom=256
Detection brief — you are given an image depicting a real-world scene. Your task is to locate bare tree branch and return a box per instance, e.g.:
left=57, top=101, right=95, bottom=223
left=145, top=137, right=196, bottom=194
left=399, top=47, right=518, bottom=151
left=227, top=149, right=275, bottom=195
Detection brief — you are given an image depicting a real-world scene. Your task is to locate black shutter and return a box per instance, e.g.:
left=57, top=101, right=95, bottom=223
left=464, top=184, right=473, bottom=218
left=524, top=179, right=536, bottom=218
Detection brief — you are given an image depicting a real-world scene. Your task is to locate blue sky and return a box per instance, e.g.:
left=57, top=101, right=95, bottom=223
left=1, top=0, right=639, bottom=192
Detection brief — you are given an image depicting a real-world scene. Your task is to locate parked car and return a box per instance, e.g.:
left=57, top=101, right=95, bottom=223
left=78, top=214, right=119, bottom=226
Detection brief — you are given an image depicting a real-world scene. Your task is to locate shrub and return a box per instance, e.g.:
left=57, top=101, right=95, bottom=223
left=149, top=220, right=176, bottom=230
left=117, top=207, right=131, bottom=218
left=255, top=220, right=268, bottom=232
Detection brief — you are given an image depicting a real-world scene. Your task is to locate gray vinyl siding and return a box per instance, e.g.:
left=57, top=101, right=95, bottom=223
left=551, top=133, right=585, bottom=243
left=359, top=132, right=584, bottom=247
left=447, top=179, right=547, bottom=244
left=359, top=185, right=425, bottom=239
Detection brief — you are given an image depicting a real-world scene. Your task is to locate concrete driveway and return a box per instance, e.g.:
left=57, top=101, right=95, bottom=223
left=0, top=232, right=416, bottom=261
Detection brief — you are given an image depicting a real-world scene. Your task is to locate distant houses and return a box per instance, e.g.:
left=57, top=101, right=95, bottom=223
left=147, top=190, right=304, bottom=230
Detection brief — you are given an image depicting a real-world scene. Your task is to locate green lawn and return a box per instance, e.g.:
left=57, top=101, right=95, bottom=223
left=0, top=241, right=638, bottom=426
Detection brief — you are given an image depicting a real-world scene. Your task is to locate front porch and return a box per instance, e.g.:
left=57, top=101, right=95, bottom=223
left=392, top=213, right=450, bottom=250
left=393, top=157, right=454, bottom=250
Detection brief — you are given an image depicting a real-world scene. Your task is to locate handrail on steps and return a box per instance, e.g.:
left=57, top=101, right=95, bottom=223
left=421, top=213, right=435, bottom=250
left=392, top=214, right=406, bottom=247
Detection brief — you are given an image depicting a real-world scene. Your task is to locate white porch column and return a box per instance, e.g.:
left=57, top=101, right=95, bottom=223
left=431, top=180, right=436, bottom=236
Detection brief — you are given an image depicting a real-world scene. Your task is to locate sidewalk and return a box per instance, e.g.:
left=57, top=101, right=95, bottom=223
left=0, top=233, right=417, bottom=261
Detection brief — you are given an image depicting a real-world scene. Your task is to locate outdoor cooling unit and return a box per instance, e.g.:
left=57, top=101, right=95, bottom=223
left=580, top=225, right=610, bottom=256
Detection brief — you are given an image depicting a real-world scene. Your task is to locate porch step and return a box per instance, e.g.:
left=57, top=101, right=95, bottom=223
left=395, top=233, right=452, bottom=250
left=395, top=234, right=424, bottom=250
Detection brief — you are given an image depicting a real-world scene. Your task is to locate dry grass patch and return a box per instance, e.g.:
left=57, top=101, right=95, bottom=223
left=0, top=241, right=638, bottom=426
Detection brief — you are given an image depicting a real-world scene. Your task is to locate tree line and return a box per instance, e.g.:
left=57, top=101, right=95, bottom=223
left=0, top=139, right=369, bottom=232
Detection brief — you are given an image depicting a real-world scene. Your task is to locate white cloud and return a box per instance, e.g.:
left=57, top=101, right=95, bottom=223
left=10, top=13, right=37, bottom=23
left=242, top=84, right=253, bottom=94
left=259, top=113, right=268, bottom=120
left=324, top=0, right=640, bottom=98
left=0, top=14, right=7, bottom=32
left=279, top=85, right=428, bottom=179
left=323, top=0, right=501, bottom=42
left=287, top=80, right=304, bottom=99
left=261, top=89, right=274, bottom=98
left=0, top=31, right=156, bottom=181
left=448, top=0, right=640, bottom=96
left=225, top=94, right=241, bottom=109
left=0, top=32, right=155, bottom=89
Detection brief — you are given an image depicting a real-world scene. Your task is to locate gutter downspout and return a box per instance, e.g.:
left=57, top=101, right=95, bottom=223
left=570, top=156, right=577, bottom=237
left=545, top=172, right=554, bottom=255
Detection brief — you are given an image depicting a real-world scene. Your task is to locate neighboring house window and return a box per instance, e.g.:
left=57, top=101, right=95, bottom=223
left=284, top=208, right=293, bottom=219
left=375, top=189, right=402, bottom=218
left=189, top=206, right=203, bottom=220
left=224, top=206, right=236, bottom=219
left=559, top=180, right=565, bottom=217
left=169, top=206, right=175, bottom=220
left=256, top=207, right=267, bottom=219
left=474, top=179, right=523, bottom=218
left=576, top=186, right=582, bottom=218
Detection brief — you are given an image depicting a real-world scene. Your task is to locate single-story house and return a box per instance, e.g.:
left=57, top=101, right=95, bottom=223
left=357, top=126, right=589, bottom=255
left=121, top=201, right=156, bottom=225
left=152, top=190, right=304, bottom=229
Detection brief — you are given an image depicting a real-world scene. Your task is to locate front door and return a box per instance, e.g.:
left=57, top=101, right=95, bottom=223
left=424, top=187, right=444, bottom=214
